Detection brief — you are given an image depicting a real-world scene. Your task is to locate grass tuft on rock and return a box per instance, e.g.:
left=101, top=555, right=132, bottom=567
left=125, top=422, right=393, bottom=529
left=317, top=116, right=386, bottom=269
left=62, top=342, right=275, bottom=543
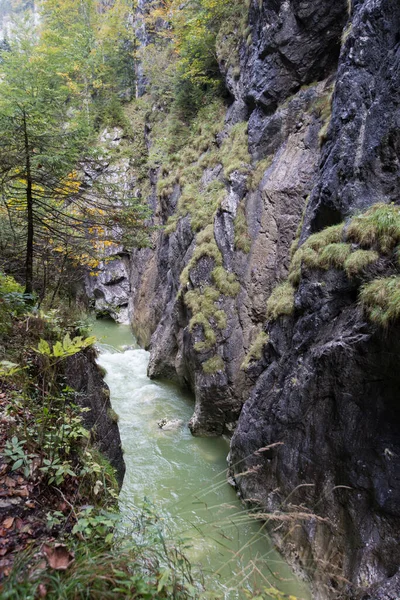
left=344, top=249, right=379, bottom=278
left=234, top=202, right=251, bottom=253
left=346, top=203, right=400, bottom=253
left=266, top=282, right=295, bottom=321
left=241, top=331, right=269, bottom=369
left=202, top=355, right=224, bottom=374
left=359, top=276, right=400, bottom=327
left=212, top=266, right=240, bottom=297
left=248, top=156, right=272, bottom=190
left=319, top=243, right=351, bottom=269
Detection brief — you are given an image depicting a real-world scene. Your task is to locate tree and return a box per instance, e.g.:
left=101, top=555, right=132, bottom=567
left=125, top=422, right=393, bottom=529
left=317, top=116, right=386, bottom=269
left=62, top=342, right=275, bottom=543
left=0, top=20, right=92, bottom=294
left=0, top=7, right=148, bottom=298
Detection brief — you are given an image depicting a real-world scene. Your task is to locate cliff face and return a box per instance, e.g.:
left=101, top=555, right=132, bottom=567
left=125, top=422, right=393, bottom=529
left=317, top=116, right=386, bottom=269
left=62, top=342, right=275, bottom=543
left=86, top=0, right=400, bottom=596
left=64, top=348, right=125, bottom=487
left=229, top=0, right=400, bottom=598
left=128, top=0, right=348, bottom=437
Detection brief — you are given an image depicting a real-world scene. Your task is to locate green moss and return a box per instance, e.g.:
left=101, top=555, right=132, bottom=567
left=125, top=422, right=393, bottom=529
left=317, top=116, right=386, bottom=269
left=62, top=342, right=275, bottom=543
left=241, top=331, right=269, bottom=369
left=344, top=250, right=379, bottom=278
left=319, top=243, right=351, bottom=269
left=202, top=355, right=225, bottom=374
left=359, top=276, right=400, bottom=327
left=212, top=266, right=240, bottom=297
left=346, top=203, right=400, bottom=254
left=266, top=282, right=295, bottom=321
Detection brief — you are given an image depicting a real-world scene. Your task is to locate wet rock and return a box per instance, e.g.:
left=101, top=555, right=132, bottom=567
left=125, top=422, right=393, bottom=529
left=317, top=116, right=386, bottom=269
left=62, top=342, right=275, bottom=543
left=157, top=418, right=184, bottom=431
left=64, top=348, right=125, bottom=488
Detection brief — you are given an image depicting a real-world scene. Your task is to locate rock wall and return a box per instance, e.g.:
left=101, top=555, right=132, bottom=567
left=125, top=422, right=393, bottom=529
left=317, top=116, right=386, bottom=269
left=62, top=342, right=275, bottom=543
left=64, top=348, right=125, bottom=488
left=229, top=0, right=400, bottom=598
left=85, top=0, right=400, bottom=595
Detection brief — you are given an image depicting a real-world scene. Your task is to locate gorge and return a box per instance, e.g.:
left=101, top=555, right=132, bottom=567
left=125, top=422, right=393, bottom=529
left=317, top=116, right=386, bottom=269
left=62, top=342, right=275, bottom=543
left=0, top=0, right=399, bottom=598
left=87, top=0, right=400, bottom=598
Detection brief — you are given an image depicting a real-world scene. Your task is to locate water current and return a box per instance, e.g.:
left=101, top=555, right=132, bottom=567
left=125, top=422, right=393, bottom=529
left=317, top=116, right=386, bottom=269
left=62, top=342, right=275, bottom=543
left=92, top=319, right=310, bottom=600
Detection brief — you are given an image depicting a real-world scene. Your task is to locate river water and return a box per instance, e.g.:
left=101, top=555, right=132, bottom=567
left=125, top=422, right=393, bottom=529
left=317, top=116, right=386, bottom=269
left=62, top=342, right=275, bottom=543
left=92, top=319, right=310, bottom=600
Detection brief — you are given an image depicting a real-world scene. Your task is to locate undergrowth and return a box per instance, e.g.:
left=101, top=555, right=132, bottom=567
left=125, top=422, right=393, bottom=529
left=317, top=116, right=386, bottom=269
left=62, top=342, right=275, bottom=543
left=0, top=276, right=200, bottom=599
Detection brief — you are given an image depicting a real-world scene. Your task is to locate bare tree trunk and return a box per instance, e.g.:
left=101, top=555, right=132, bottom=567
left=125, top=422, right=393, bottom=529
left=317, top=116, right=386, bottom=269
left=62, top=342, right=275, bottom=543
left=23, top=112, right=34, bottom=296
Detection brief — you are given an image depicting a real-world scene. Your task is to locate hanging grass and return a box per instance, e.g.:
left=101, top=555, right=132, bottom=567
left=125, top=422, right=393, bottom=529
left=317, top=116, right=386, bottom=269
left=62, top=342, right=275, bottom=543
left=346, top=203, right=400, bottom=253
left=344, top=250, right=380, bottom=278
left=266, top=282, right=295, bottom=321
left=202, top=355, right=224, bottom=374
left=359, top=276, right=400, bottom=327
left=241, top=331, right=269, bottom=369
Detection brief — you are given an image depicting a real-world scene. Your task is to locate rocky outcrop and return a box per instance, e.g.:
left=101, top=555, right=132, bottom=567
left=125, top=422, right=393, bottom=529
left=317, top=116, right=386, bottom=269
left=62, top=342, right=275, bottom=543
left=229, top=0, right=400, bottom=598
left=64, top=348, right=125, bottom=487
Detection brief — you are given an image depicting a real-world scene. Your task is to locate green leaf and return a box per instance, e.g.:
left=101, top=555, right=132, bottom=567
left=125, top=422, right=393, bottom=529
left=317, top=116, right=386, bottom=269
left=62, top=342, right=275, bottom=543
left=52, top=341, right=64, bottom=357
left=37, top=339, right=51, bottom=356
left=12, top=459, right=23, bottom=470
left=157, top=568, right=171, bottom=592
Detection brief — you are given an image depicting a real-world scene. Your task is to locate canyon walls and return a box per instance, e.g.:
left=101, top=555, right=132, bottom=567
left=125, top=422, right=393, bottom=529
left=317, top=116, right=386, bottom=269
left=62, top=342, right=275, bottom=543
left=87, top=0, right=400, bottom=596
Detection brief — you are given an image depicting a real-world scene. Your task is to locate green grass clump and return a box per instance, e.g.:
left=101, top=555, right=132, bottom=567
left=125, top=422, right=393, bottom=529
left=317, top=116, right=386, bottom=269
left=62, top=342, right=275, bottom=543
left=346, top=203, right=400, bottom=253
left=241, top=331, right=269, bottom=369
left=234, top=202, right=251, bottom=253
left=248, top=156, right=272, bottom=190
left=344, top=250, right=379, bottom=278
left=202, top=355, right=224, bottom=374
left=288, top=246, right=320, bottom=285
left=266, top=282, right=295, bottom=321
left=288, top=223, right=345, bottom=284
left=220, top=122, right=251, bottom=178
left=186, top=287, right=227, bottom=352
left=319, top=243, right=351, bottom=269
left=180, top=238, right=223, bottom=287
left=359, top=276, right=400, bottom=327
left=212, top=266, right=240, bottom=297
left=305, top=223, right=345, bottom=251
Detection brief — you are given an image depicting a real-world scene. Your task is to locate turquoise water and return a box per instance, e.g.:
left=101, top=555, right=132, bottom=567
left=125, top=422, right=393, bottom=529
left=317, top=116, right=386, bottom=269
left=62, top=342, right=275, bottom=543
left=92, top=319, right=310, bottom=599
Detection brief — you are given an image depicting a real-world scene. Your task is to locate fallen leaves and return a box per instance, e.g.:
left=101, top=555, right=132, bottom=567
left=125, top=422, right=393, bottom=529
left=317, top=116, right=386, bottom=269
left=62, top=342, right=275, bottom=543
left=42, top=544, right=75, bottom=570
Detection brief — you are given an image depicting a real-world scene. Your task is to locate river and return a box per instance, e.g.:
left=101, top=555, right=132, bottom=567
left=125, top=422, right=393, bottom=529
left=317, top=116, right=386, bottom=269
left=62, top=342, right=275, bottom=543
left=92, top=319, right=310, bottom=600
